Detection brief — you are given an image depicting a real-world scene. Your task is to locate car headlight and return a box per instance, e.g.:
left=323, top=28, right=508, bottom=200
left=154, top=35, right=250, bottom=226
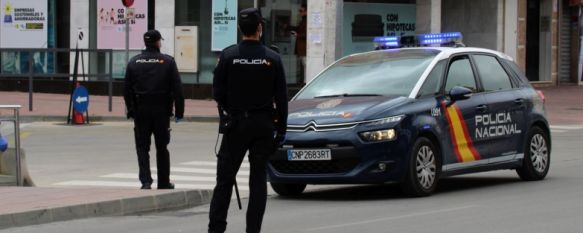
left=360, top=115, right=404, bottom=127
left=359, top=129, right=396, bottom=142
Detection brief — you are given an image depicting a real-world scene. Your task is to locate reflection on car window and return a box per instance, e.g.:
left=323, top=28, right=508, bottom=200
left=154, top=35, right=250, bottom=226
left=418, top=60, right=446, bottom=98
left=296, top=50, right=438, bottom=99
left=445, top=57, right=477, bottom=93
left=474, top=55, right=513, bottom=92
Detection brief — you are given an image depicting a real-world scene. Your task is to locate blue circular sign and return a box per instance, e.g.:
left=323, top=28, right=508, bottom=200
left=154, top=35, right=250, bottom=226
left=72, top=85, right=89, bottom=113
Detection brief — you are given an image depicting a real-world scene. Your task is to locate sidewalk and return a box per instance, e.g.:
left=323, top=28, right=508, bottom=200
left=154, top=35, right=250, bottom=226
left=0, top=91, right=219, bottom=122
left=0, top=187, right=212, bottom=230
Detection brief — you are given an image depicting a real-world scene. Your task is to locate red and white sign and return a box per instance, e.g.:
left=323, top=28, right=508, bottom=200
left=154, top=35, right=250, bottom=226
left=121, top=0, right=134, bottom=7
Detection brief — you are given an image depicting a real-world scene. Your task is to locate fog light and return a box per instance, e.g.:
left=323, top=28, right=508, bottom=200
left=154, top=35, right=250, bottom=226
left=359, top=129, right=396, bottom=142
left=378, top=162, right=387, bottom=171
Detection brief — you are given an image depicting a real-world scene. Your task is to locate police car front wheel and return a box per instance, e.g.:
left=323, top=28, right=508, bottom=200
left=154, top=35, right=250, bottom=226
left=401, top=137, right=441, bottom=197
left=517, top=126, right=550, bottom=181
left=271, top=183, right=307, bottom=197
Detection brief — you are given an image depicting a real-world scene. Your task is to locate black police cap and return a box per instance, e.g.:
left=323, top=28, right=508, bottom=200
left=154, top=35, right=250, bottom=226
left=239, top=8, right=264, bottom=27
left=143, top=30, right=163, bottom=44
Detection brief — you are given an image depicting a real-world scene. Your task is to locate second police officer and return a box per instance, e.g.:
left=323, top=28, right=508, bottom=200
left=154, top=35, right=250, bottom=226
left=208, top=8, right=288, bottom=233
left=124, top=30, right=184, bottom=190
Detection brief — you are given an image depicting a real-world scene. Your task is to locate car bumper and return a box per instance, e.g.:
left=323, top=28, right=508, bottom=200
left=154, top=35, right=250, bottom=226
left=267, top=131, right=413, bottom=184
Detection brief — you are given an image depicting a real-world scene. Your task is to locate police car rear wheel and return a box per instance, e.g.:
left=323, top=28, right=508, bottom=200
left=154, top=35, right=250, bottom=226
left=270, top=183, right=306, bottom=196
left=401, top=137, right=440, bottom=197
left=517, top=126, right=550, bottom=181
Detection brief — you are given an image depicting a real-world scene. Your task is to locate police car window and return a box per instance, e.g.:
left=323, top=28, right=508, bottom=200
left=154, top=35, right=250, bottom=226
left=295, top=50, right=438, bottom=100
left=473, top=55, right=513, bottom=91
left=418, top=60, right=446, bottom=98
left=445, top=57, right=477, bottom=93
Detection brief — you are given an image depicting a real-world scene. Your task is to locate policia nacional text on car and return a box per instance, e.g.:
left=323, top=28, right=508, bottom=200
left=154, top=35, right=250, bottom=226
left=208, top=8, right=288, bottom=233
left=123, top=30, right=185, bottom=190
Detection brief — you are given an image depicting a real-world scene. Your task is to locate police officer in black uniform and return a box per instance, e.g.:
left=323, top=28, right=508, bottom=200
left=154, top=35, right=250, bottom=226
left=124, top=30, right=184, bottom=190
left=208, top=8, right=288, bottom=233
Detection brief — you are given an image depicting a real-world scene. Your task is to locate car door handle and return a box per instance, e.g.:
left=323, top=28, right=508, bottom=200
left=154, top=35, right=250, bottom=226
left=514, top=98, right=524, bottom=105
left=476, top=105, right=488, bottom=113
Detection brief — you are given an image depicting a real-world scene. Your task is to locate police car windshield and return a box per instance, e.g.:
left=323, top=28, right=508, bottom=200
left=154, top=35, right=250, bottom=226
left=296, top=49, right=438, bottom=100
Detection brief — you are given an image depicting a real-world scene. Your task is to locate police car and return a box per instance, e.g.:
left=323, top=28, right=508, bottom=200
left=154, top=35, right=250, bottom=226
left=268, top=33, right=551, bottom=197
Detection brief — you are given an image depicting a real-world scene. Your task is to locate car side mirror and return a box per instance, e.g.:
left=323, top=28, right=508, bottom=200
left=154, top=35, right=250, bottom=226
left=449, top=86, right=473, bottom=102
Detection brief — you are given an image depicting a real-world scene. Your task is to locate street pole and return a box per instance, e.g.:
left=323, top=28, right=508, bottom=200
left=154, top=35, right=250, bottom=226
left=125, top=6, right=130, bottom=65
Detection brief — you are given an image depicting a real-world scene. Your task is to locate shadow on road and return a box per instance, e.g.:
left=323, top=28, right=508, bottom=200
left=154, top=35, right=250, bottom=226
left=274, top=176, right=521, bottom=201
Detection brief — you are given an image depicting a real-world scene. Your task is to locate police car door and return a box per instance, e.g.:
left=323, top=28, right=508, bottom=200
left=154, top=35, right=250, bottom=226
left=441, top=55, right=487, bottom=170
left=471, top=54, right=524, bottom=160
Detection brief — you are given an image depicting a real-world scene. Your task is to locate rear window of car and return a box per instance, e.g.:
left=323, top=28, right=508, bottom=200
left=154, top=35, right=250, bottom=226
left=473, top=55, right=513, bottom=92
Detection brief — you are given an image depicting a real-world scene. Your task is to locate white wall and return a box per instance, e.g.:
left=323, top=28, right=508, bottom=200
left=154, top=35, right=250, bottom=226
left=69, top=0, right=90, bottom=77
left=305, top=0, right=342, bottom=83
left=503, top=0, right=518, bottom=60
left=156, top=0, right=175, bottom=56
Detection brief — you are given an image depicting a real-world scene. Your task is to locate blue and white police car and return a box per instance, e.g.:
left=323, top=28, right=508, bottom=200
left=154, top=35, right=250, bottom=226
left=268, top=33, right=551, bottom=197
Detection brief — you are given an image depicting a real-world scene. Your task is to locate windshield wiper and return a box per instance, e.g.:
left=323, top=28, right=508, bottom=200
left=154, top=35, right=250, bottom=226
left=314, top=93, right=382, bottom=98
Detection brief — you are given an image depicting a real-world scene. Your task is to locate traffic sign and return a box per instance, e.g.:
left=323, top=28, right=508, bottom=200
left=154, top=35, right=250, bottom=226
left=72, top=85, right=89, bottom=113
left=121, top=0, right=134, bottom=7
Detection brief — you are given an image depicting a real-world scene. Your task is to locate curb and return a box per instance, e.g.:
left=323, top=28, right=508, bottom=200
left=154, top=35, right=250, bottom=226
left=19, top=115, right=219, bottom=123
left=0, top=189, right=213, bottom=230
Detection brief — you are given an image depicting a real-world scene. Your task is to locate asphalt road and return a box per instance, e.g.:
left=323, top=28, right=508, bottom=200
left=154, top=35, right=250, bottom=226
left=2, top=122, right=583, bottom=233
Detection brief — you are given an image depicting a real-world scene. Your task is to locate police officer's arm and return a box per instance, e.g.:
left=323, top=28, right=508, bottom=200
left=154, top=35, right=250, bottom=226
left=169, top=58, right=185, bottom=118
left=274, top=56, right=288, bottom=134
left=212, top=52, right=228, bottom=109
left=123, top=62, right=135, bottom=118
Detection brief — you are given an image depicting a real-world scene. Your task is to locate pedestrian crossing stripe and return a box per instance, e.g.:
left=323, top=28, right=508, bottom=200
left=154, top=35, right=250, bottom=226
left=101, top=173, right=249, bottom=183
left=53, top=160, right=255, bottom=191
left=153, top=167, right=250, bottom=176
left=180, top=161, right=250, bottom=168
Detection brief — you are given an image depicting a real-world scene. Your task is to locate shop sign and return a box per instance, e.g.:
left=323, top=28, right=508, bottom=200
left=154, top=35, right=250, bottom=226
left=97, top=0, right=147, bottom=49
left=0, top=0, right=48, bottom=48
left=342, top=2, right=416, bottom=56
left=211, top=0, right=238, bottom=51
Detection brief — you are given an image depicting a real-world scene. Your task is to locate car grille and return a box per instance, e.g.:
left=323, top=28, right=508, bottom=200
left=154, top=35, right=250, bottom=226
left=270, top=158, right=360, bottom=174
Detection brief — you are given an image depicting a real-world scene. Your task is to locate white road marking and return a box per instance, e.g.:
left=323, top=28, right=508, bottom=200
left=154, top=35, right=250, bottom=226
left=101, top=173, right=249, bottom=183
left=304, top=205, right=478, bottom=232
left=180, top=160, right=250, bottom=168
left=154, top=167, right=250, bottom=176
left=551, top=129, right=566, bottom=133
left=550, top=125, right=583, bottom=130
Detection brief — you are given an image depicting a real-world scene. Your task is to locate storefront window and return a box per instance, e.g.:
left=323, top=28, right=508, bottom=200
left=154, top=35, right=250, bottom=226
left=259, top=0, right=307, bottom=84
left=342, top=0, right=416, bottom=56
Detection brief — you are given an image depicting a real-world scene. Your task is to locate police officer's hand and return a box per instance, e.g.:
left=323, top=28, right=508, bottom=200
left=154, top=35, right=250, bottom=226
left=274, top=133, right=287, bottom=146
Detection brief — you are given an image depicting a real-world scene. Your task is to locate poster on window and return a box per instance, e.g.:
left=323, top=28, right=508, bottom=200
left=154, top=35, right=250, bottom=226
left=0, top=0, right=48, bottom=48
left=97, top=0, right=147, bottom=49
left=342, top=2, right=416, bottom=56
left=211, top=0, right=237, bottom=51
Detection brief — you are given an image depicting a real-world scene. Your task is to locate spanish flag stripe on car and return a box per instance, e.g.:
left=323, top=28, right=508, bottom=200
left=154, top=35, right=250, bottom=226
left=442, top=102, right=481, bottom=163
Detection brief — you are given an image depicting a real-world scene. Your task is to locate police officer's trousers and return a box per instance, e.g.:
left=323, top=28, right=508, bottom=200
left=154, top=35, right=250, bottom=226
left=208, top=113, right=274, bottom=233
left=133, top=104, right=171, bottom=187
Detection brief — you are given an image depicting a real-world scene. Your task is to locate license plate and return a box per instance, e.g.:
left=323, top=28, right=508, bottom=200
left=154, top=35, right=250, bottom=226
left=287, top=149, right=331, bottom=161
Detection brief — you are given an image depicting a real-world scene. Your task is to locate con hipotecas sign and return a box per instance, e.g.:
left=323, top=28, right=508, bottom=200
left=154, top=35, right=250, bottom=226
left=211, top=0, right=238, bottom=51
left=97, top=0, right=147, bottom=49
left=0, top=0, right=48, bottom=48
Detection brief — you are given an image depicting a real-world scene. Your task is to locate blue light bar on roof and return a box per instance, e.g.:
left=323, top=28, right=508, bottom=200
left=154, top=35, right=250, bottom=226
left=418, top=32, right=462, bottom=45
left=373, top=36, right=400, bottom=48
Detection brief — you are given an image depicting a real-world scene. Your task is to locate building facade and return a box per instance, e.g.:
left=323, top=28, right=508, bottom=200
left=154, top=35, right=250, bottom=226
left=1, top=0, right=582, bottom=98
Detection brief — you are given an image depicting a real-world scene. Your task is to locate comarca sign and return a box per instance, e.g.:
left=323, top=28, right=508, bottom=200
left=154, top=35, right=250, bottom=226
left=475, top=112, right=521, bottom=139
